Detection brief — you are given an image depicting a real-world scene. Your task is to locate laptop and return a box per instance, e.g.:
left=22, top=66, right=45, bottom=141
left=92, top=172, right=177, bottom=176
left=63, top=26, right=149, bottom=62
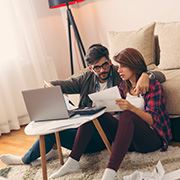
left=22, top=86, right=106, bottom=122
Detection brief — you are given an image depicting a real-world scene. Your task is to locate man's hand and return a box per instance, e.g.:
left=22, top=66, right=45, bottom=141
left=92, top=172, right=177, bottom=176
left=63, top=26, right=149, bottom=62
left=116, top=99, right=135, bottom=111
left=134, top=73, right=149, bottom=95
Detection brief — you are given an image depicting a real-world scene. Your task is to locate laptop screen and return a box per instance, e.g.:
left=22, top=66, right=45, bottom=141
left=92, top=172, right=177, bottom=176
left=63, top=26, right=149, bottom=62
left=22, top=86, right=70, bottom=121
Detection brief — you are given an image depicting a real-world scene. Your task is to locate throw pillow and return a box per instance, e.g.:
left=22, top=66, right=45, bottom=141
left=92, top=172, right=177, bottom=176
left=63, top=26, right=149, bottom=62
left=155, top=22, right=180, bottom=70
left=107, top=23, right=155, bottom=66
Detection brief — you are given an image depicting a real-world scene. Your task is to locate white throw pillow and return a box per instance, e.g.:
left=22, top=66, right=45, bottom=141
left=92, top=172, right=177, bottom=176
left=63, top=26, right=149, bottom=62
left=155, top=22, right=180, bottom=70
left=107, top=23, right=155, bottom=66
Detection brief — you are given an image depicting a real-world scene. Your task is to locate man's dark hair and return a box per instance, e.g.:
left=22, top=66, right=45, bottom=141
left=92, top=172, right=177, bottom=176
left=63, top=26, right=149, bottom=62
left=85, top=44, right=110, bottom=65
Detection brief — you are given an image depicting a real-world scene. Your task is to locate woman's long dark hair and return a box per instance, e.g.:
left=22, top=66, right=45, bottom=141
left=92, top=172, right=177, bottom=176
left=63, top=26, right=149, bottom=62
left=113, top=48, right=147, bottom=93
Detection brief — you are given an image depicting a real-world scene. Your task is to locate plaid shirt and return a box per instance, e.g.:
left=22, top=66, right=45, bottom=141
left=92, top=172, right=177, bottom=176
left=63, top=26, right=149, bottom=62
left=119, top=79, right=172, bottom=151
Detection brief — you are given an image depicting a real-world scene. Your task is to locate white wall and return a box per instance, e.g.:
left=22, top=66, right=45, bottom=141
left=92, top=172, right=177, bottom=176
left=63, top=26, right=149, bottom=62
left=76, top=0, right=180, bottom=48
left=30, top=0, right=180, bottom=78
left=31, top=0, right=88, bottom=78
left=31, top=0, right=70, bottom=78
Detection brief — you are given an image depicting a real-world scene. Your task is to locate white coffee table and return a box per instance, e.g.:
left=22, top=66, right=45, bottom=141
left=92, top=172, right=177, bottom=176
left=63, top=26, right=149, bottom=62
left=24, top=109, right=111, bottom=180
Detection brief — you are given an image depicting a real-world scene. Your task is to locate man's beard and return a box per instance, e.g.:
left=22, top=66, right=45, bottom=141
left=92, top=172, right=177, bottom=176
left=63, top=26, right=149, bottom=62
left=97, top=71, right=110, bottom=81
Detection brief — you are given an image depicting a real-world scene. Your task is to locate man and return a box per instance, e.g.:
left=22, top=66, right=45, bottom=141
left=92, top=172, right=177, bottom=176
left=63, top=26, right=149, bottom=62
left=0, top=44, right=165, bottom=166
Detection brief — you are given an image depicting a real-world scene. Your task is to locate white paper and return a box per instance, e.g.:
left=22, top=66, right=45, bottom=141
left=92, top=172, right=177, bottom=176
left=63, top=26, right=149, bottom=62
left=63, top=94, right=78, bottom=110
left=88, top=86, right=122, bottom=112
left=43, top=80, right=53, bottom=87
left=123, top=161, right=180, bottom=180
left=163, top=169, right=180, bottom=180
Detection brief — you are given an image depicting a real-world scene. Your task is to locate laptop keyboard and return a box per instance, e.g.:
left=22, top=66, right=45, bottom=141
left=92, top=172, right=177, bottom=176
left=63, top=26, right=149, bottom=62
left=69, top=106, right=106, bottom=116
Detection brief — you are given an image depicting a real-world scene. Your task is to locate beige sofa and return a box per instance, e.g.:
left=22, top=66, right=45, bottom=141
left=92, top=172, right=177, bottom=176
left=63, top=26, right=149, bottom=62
left=154, top=22, right=180, bottom=117
left=108, top=22, right=180, bottom=141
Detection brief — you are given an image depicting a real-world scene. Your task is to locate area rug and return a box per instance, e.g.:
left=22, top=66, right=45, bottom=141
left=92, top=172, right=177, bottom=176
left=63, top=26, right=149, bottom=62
left=1, top=146, right=180, bottom=180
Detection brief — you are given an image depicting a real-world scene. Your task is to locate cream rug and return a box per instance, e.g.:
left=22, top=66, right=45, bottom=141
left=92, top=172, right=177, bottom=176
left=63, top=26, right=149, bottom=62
left=1, top=146, right=180, bottom=180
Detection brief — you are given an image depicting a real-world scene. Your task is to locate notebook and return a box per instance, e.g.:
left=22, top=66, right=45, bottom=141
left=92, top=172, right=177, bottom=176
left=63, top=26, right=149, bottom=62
left=22, top=86, right=106, bottom=122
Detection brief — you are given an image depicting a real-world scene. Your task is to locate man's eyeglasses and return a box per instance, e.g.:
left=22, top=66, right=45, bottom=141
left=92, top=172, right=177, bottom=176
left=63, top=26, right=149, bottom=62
left=92, top=62, right=110, bottom=72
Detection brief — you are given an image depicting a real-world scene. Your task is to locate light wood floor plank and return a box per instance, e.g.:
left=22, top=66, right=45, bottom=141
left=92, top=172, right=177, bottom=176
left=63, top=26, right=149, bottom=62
left=0, top=126, right=37, bottom=168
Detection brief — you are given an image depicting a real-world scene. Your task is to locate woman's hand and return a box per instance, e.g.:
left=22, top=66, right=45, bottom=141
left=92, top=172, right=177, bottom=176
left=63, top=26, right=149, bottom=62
left=116, top=98, right=154, bottom=125
left=116, top=99, right=135, bottom=111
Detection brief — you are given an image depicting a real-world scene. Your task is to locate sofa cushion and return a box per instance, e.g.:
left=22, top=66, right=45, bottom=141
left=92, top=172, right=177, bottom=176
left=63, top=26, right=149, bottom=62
left=155, top=22, right=180, bottom=70
left=107, top=23, right=155, bottom=66
left=154, top=68, right=180, bottom=116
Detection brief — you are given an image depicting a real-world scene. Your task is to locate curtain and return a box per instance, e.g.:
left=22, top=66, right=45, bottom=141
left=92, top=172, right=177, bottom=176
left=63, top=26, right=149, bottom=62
left=0, top=0, right=58, bottom=135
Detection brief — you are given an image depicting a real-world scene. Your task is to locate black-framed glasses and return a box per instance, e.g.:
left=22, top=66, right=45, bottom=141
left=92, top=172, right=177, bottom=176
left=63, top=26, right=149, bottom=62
left=92, top=62, right=110, bottom=72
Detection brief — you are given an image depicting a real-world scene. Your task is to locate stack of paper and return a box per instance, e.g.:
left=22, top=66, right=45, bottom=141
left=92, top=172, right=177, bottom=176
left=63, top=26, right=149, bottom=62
left=88, top=86, right=122, bottom=112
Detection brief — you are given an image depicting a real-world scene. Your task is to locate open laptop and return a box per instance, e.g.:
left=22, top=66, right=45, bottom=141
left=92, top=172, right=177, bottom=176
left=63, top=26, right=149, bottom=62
left=22, top=86, right=106, bottom=122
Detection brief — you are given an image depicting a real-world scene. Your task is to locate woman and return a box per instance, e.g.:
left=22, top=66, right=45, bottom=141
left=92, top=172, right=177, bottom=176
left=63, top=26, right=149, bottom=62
left=50, top=48, right=172, bottom=180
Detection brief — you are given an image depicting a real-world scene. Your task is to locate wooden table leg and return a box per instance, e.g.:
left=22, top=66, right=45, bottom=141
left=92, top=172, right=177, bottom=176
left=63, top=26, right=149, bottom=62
left=39, top=135, right=47, bottom=180
left=55, top=132, right=64, bottom=165
left=92, top=118, right=111, bottom=154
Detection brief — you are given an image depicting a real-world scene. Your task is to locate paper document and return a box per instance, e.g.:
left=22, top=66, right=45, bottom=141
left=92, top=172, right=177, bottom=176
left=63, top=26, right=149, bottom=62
left=43, top=80, right=53, bottom=87
left=88, top=86, right=122, bottom=112
left=123, top=161, right=180, bottom=180
left=63, top=95, right=78, bottom=110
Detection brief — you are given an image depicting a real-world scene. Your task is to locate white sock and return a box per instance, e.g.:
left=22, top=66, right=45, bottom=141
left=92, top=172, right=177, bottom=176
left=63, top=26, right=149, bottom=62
left=0, top=154, right=23, bottom=165
left=46, top=149, right=58, bottom=160
left=101, top=168, right=117, bottom=180
left=31, top=149, right=58, bottom=166
left=49, top=157, right=80, bottom=179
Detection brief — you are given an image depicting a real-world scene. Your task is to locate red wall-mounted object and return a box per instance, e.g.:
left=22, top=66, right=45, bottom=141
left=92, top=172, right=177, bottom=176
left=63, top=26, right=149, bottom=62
left=49, top=0, right=84, bottom=9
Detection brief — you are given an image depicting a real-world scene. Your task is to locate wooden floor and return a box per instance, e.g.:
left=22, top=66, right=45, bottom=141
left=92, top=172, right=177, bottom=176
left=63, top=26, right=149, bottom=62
left=0, top=126, right=37, bottom=169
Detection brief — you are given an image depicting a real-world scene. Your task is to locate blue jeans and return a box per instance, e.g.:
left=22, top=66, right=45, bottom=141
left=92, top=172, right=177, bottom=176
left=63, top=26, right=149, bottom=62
left=22, top=128, right=105, bottom=164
